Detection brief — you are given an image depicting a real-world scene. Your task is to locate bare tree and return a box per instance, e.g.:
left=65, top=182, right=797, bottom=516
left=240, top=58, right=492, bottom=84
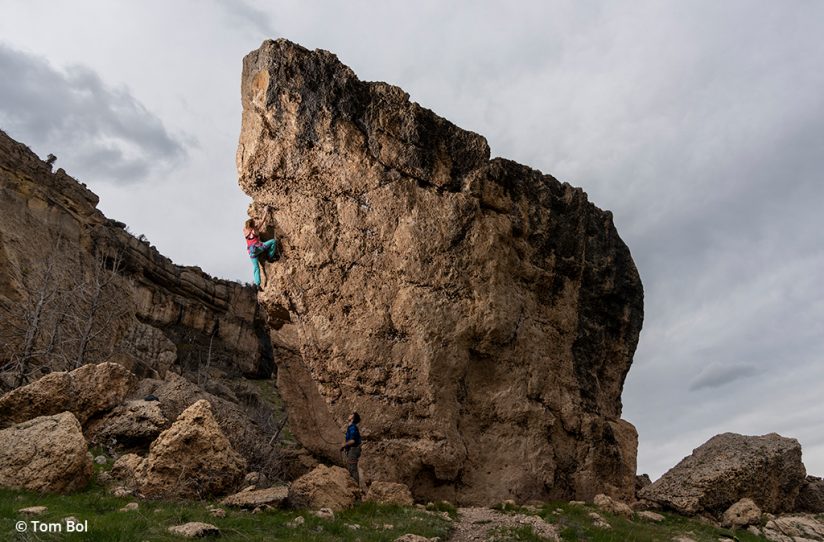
left=1, top=248, right=63, bottom=387
left=61, top=251, right=133, bottom=369
left=0, top=243, right=134, bottom=389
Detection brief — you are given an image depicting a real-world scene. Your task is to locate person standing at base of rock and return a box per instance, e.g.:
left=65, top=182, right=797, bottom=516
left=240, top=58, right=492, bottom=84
left=243, top=219, right=277, bottom=287
left=341, top=412, right=362, bottom=484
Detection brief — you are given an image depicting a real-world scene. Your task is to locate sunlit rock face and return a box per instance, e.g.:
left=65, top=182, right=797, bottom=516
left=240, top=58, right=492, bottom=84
left=238, top=39, right=644, bottom=505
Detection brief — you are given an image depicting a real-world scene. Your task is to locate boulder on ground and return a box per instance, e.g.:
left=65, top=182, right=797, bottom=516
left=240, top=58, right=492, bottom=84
left=134, top=373, right=298, bottom=478
left=221, top=486, right=288, bottom=509
left=243, top=471, right=269, bottom=488
left=288, top=464, right=359, bottom=511
left=763, top=515, right=824, bottom=542
left=635, top=473, right=652, bottom=496
left=593, top=493, right=634, bottom=518
left=639, top=433, right=806, bottom=515
left=85, top=399, right=167, bottom=449
left=796, top=475, right=824, bottom=513
left=0, top=362, right=136, bottom=427
left=365, top=481, right=415, bottom=506
left=0, top=412, right=93, bottom=492
left=140, top=399, right=246, bottom=498
left=239, top=39, right=644, bottom=505
left=722, top=498, right=762, bottom=528
left=111, top=453, right=147, bottom=486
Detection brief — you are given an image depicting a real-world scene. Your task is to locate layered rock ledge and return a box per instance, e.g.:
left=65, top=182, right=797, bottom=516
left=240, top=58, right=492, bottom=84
left=238, top=39, right=644, bottom=504
left=0, top=129, right=272, bottom=379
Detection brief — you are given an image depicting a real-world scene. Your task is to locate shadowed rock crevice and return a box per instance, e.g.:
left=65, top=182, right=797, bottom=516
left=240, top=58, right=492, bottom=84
left=238, top=39, right=644, bottom=505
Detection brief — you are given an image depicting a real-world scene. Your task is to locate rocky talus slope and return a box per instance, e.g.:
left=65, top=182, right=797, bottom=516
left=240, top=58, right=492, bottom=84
left=237, top=39, right=644, bottom=504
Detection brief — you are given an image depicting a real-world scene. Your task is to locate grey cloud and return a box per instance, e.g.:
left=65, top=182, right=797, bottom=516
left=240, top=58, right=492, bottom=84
left=211, top=0, right=276, bottom=39
left=689, top=362, right=759, bottom=391
left=0, top=43, right=187, bottom=183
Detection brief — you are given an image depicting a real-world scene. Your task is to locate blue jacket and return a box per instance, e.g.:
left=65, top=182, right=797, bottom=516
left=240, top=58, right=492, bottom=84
left=345, top=423, right=361, bottom=448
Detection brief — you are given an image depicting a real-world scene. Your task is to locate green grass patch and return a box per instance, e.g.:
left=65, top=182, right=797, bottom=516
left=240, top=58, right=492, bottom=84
left=424, top=500, right=458, bottom=520
left=0, top=487, right=451, bottom=542
left=539, top=501, right=768, bottom=542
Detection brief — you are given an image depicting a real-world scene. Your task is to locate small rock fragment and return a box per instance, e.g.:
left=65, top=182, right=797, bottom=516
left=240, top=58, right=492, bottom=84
left=111, top=486, right=132, bottom=497
left=286, top=516, right=305, bottom=528
left=638, top=510, right=665, bottom=522
left=588, top=511, right=611, bottom=529
left=394, top=535, right=437, bottom=542
left=19, top=506, right=48, bottom=516
left=314, top=507, right=335, bottom=520
left=167, top=522, right=220, bottom=538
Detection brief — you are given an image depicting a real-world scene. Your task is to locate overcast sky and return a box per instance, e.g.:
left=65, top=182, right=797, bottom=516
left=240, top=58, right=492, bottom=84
left=1, top=0, right=822, bottom=481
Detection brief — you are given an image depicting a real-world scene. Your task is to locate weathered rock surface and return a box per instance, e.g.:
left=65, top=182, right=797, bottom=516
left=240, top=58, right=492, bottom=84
left=85, top=399, right=167, bottom=449
left=0, top=362, right=136, bottom=427
left=238, top=38, right=643, bottom=504
left=635, top=473, right=652, bottom=496
left=365, top=481, right=415, bottom=506
left=722, top=498, right=762, bottom=528
left=288, top=464, right=360, bottom=511
left=593, top=493, right=634, bottom=518
left=243, top=471, right=269, bottom=488
left=796, top=475, right=824, bottom=513
left=763, top=515, right=824, bottom=542
left=140, top=399, right=246, bottom=498
left=0, top=412, right=93, bottom=492
left=221, top=486, right=289, bottom=509
left=639, top=433, right=806, bottom=515
left=111, top=453, right=147, bottom=486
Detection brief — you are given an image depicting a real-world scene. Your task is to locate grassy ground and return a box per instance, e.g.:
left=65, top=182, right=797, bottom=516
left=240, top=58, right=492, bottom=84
left=2, top=488, right=792, bottom=542
left=505, top=501, right=770, bottom=542
left=0, top=485, right=452, bottom=542
left=2, top=461, right=799, bottom=542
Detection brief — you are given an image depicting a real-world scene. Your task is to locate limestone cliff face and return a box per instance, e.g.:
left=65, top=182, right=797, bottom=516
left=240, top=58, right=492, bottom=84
left=238, top=39, right=644, bottom=504
left=0, top=129, right=271, bottom=381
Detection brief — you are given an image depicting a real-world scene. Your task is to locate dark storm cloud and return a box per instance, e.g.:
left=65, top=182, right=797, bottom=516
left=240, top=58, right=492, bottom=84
left=0, top=43, right=187, bottom=182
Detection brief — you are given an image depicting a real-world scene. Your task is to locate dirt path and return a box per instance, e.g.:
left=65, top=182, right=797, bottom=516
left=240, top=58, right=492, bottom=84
left=447, top=507, right=559, bottom=541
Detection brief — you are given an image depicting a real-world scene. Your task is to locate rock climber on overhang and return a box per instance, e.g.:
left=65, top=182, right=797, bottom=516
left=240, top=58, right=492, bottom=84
left=243, top=218, right=277, bottom=287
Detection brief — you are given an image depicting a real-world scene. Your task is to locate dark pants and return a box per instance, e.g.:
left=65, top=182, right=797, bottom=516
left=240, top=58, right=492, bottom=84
left=345, top=445, right=361, bottom=484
